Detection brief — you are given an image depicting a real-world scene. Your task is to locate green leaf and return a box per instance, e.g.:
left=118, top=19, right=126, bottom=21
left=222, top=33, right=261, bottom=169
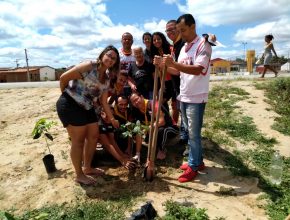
left=45, top=133, right=53, bottom=141
left=133, top=126, right=140, bottom=134
left=33, top=132, right=41, bottom=139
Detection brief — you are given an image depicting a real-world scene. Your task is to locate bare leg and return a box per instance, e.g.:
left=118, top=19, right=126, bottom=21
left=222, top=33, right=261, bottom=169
left=83, top=123, right=103, bottom=176
left=267, top=66, right=278, bottom=76
left=67, top=125, right=96, bottom=185
left=261, top=66, right=268, bottom=78
left=134, top=134, right=142, bottom=162
left=125, top=138, right=133, bottom=157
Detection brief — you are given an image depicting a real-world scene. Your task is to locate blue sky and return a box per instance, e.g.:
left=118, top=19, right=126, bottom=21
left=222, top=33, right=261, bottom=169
left=0, top=0, right=290, bottom=68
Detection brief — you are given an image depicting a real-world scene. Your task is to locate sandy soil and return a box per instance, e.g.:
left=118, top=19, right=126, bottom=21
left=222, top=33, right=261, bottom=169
left=0, top=80, right=289, bottom=219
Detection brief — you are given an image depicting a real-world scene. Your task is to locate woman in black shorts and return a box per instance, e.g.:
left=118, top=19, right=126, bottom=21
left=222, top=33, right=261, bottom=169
left=56, top=45, right=120, bottom=186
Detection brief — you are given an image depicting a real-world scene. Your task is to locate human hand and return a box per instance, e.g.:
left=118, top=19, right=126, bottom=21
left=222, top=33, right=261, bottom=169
left=163, top=54, right=174, bottom=67
left=130, top=84, right=137, bottom=92
left=153, top=55, right=162, bottom=67
left=122, top=158, right=138, bottom=170
left=111, top=118, right=119, bottom=128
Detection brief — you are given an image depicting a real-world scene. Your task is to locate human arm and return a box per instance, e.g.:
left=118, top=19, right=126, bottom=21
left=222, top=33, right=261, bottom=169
left=100, top=91, right=120, bottom=128
left=99, top=133, right=136, bottom=169
left=153, top=55, right=180, bottom=75
left=154, top=110, right=166, bottom=127
left=127, top=77, right=137, bottom=92
left=163, top=41, right=212, bottom=76
left=59, top=61, right=92, bottom=92
left=272, top=44, right=278, bottom=57
left=163, top=54, right=204, bottom=75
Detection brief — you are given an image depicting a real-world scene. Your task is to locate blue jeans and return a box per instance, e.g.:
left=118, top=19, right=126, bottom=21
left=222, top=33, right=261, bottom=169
left=180, top=102, right=206, bottom=171
left=179, top=116, right=188, bottom=141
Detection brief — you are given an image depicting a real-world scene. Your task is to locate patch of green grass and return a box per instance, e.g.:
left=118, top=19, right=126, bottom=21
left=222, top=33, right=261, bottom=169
left=2, top=199, right=133, bottom=220
left=205, top=84, right=290, bottom=219
left=163, top=200, right=209, bottom=220
left=254, top=78, right=290, bottom=136
left=206, top=85, right=277, bottom=147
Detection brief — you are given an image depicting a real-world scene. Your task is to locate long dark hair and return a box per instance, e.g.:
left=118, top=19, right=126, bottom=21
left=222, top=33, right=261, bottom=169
left=96, top=45, right=120, bottom=74
left=150, top=32, right=171, bottom=58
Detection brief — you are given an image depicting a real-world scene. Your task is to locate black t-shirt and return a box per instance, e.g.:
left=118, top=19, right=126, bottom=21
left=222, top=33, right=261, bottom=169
left=171, top=38, right=185, bottom=95
left=128, top=60, right=155, bottom=99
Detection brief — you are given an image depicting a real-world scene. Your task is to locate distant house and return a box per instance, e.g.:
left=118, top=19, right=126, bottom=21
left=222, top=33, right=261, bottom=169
left=0, top=68, right=11, bottom=82
left=210, top=58, right=231, bottom=74
left=229, top=61, right=244, bottom=72
left=281, top=62, right=290, bottom=72
left=0, top=66, right=55, bottom=82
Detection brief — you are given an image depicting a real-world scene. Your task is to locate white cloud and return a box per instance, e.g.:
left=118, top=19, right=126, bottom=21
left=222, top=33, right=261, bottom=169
left=1, top=0, right=290, bottom=68
left=233, top=16, right=290, bottom=57
left=178, top=0, right=290, bottom=27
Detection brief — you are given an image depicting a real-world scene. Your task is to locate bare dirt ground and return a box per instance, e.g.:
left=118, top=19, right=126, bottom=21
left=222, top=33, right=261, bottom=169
left=0, top=80, right=289, bottom=219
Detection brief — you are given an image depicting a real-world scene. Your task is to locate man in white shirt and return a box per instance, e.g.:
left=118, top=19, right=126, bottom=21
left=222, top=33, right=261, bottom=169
left=119, top=32, right=136, bottom=73
left=162, top=14, right=213, bottom=183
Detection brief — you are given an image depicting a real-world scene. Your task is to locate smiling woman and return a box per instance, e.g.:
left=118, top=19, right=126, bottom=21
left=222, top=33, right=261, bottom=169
left=56, top=45, right=120, bottom=186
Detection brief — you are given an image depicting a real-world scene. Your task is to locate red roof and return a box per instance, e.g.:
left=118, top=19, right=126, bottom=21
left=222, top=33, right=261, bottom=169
left=211, top=58, right=226, bottom=63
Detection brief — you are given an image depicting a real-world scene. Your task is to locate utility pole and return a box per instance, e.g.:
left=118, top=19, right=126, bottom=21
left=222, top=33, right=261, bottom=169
left=24, top=49, right=30, bottom=82
left=242, top=42, right=247, bottom=61
left=15, top=59, right=19, bottom=68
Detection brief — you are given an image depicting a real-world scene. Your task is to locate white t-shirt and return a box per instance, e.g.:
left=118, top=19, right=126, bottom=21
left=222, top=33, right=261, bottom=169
left=177, top=36, right=212, bottom=103
left=119, top=48, right=136, bottom=73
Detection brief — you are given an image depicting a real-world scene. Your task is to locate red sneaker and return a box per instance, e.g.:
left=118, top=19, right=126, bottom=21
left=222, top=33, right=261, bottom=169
left=179, top=162, right=205, bottom=171
left=178, top=167, right=198, bottom=183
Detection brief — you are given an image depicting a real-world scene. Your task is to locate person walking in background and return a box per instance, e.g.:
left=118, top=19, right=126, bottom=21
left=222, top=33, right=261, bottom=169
left=261, top=34, right=278, bottom=78
left=160, top=14, right=214, bottom=183
left=56, top=45, right=120, bottom=186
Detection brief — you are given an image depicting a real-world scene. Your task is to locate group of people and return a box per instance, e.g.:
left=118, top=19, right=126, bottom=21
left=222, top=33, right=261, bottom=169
left=56, top=13, right=278, bottom=186
left=56, top=13, right=216, bottom=185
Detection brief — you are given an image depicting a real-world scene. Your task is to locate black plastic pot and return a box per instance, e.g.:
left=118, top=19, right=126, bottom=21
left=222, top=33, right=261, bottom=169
left=42, top=154, right=57, bottom=173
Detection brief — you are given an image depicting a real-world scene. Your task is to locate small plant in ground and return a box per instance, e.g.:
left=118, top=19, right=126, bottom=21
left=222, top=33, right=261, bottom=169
left=119, top=120, right=149, bottom=139
left=32, top=118, right=57, bottom=154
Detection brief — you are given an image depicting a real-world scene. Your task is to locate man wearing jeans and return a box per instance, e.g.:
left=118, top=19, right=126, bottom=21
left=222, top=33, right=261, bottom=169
left=161, top=14, right=213, bottom=183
